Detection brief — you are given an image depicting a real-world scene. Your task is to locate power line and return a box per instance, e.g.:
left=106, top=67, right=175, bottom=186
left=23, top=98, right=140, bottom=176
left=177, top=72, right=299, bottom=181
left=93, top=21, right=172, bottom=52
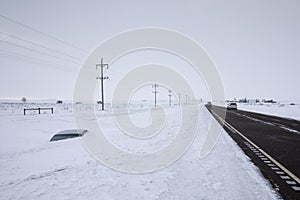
left=0, top=14, right=88, bottom=53
left=0, top=49, right=74, bottom=72
left=0, top=39, right=81, bottom=65
left=0, top=31, right=82, bottom=61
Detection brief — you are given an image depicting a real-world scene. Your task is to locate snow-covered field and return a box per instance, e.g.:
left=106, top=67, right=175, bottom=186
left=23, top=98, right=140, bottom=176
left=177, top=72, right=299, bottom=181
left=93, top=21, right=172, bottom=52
left=238, top=102, right=300, bottom=121
left=0, top=102, right=279, bottom=199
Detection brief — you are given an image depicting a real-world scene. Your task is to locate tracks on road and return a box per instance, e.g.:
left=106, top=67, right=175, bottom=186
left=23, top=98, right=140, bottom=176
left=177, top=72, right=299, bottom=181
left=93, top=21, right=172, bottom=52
left=206, top=105, right=300, bottom=199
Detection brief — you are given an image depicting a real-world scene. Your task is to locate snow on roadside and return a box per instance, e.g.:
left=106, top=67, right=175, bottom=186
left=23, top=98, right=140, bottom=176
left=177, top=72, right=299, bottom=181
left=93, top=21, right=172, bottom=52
left=237, top=103, right=300, bottom=121
left=0, top=103, right=279, bottom=199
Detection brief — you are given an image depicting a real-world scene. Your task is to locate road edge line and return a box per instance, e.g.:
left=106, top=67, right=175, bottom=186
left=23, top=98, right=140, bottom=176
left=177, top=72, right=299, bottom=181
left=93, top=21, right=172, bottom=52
left=209, top=107, right=300, bottom=185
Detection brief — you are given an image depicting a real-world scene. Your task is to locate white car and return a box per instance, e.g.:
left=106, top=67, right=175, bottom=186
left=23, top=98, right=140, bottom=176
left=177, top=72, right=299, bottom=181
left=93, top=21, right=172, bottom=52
left=227, top=102, right=237, bottom=110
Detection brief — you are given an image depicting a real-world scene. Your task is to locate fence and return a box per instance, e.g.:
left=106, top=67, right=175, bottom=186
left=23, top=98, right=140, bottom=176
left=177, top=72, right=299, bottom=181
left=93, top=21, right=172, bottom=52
left=24, top=107, right=54, bottom=115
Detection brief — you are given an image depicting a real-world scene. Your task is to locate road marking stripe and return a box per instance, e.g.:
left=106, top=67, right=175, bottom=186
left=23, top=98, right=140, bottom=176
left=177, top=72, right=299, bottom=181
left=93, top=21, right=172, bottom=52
left=271, top=167, right=280, bottom=170
left=292, top=186, right=300, bottom=191
left=209, top=108, right=300, bottom=185
left=286, top=180, right=297, bottom=185
left=232, top=112, right=300, bottom=134
left=272, top=122, right=284, bottom=126
left=275, top=171, right=285, bottom=175
left=280, top=176, right=290, bottom=180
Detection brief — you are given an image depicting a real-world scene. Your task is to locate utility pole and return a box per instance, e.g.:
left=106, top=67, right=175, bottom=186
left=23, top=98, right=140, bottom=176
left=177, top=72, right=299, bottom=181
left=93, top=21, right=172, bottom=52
left=96, top=58, right=109, bottom=110
left=185, top=94, right=188, bottom=105
left=168, top=89, right=172, bottom=106
left=152, top=83, right=159, bottom=107
left=178, top=93, right=181, bottom=106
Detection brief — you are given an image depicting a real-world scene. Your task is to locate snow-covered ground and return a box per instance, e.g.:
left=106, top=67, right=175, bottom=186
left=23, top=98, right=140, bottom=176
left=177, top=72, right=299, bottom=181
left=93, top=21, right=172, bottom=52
left=0, top=102, right=279, bottom=199
left=238, top=102, right=300, bottom=121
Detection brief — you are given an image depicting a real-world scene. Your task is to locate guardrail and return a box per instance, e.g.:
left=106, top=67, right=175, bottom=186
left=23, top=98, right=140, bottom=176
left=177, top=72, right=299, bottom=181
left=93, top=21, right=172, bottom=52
left=24, top=107, right=54, bottom=115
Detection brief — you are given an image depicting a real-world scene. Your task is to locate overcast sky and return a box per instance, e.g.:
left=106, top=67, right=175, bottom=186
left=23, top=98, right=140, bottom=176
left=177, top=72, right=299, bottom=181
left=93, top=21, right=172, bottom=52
left=0, top=0, right=299, bottom=102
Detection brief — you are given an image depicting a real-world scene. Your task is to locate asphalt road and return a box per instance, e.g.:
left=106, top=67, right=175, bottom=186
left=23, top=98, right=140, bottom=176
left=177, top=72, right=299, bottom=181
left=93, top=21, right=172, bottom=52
left=206, top=105, right=300, bottom=199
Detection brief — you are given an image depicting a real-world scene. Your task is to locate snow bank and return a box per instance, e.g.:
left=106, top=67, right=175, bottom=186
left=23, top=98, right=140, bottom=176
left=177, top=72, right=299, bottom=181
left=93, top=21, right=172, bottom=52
left=238, top=102, right=300, bottom=121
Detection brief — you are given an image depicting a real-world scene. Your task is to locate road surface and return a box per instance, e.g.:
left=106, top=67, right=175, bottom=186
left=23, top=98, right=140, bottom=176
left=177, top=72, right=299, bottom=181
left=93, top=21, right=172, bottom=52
left=206, top=104, right=300, bottom=199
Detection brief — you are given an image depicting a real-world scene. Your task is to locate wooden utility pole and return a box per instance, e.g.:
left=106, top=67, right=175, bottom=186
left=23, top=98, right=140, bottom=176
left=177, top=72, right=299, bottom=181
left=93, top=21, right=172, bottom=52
left=152, top=83, right=159, bottom=107
left=178, top=93, right=181, bottom=106
left=185, top=94, right=188, bottom=105
left=96, top=58, right=109, bottom=110
left=168, top=89, right=172, bottom=106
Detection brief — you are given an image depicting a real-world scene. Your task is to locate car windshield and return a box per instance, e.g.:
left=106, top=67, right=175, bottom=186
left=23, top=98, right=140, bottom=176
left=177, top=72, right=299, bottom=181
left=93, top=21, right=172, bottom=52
left=50, top=129, right=87, bottom=142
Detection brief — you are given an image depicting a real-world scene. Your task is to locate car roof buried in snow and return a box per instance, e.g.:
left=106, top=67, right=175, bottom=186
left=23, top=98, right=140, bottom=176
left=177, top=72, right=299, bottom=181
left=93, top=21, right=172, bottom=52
left=50, top=129, right=88, bottom=142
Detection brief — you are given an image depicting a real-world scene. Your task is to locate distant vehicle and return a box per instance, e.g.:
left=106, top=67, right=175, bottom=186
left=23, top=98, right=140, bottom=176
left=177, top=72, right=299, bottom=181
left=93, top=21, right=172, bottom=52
left=227, top=102, right=237, bottom=110
left=50, top=129, right=88, bottom=142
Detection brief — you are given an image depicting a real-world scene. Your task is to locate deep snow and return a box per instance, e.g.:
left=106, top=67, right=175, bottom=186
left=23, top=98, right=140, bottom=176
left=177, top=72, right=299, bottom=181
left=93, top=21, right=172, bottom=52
left=0, top=102, right=279, bottom=199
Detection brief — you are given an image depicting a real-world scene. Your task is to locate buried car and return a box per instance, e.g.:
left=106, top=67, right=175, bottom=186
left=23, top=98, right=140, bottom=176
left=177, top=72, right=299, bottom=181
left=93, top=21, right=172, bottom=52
left=50, top=129, right=88, bottom=142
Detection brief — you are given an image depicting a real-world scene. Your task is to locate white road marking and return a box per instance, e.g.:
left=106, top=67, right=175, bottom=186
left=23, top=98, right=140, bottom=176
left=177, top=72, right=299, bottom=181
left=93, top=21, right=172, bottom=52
left=280, top=176, right=290, bottom=180
left=232, top=111, right=300, bottom=134
left=271, top=167, right=280, bottom=170
left=292, top=186, right=300, bottom=191
left=280, top=126, right=300, bottom=134
left=267, top=164, right=275, bottom=167
left=264, top=160, right=271, bottom=164
left=275, top=171, right=285, bottom=175
left=286, top=180, right=297, bottom=185
left=209, top=108, right=300, bottom=185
